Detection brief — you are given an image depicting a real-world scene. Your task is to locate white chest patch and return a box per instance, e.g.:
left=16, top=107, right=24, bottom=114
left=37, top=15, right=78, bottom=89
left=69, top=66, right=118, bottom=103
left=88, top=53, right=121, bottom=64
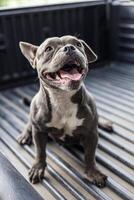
left=46, top=91, right=84, bottom=139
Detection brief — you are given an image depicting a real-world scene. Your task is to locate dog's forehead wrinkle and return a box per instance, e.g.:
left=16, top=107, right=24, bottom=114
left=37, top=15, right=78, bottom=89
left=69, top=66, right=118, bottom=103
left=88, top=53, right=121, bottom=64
left=45, top=37, right=62, bottom=46
left=44, top=36, right=79, bottom=47
left=37, top=35, right=80, bottom=56
left=60, top=35, right=79, bottom=44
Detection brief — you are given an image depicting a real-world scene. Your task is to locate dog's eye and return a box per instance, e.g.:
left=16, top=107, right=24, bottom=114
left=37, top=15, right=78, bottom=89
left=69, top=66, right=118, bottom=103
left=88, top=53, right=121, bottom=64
left=76, top=42, right=82, bottom=47
left=45, top=46, right=53, bottom=52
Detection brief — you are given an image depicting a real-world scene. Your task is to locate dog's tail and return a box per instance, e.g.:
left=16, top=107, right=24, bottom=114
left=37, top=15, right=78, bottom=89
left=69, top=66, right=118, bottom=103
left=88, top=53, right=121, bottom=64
left=98, top=117, right=113, bottom=133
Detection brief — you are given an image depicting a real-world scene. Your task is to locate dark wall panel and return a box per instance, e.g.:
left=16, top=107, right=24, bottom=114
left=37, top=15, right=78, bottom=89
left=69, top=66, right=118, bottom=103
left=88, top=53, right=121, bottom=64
left=110, top=2, right=134, bottom=63
left=0, top=1, right=108, bottom=85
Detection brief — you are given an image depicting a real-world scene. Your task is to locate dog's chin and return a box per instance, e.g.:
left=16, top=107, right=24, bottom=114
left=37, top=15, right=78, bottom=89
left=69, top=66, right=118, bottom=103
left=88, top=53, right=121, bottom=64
left=41, top=62, right=87, bottom=91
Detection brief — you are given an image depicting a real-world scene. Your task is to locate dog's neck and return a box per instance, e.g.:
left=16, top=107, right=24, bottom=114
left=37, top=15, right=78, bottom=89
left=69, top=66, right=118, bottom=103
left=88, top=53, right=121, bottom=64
left=39, top=80, right=80, bottom=107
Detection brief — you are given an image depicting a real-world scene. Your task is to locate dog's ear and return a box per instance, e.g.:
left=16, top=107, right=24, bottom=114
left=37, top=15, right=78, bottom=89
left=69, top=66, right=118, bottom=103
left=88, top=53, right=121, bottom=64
left=19, top=42, right=38, bottom=68
left=80, top=40, right=97, bottom=63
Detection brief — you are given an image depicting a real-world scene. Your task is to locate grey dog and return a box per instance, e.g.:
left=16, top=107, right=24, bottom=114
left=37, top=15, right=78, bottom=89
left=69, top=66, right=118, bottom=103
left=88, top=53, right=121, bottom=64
left=18, top=35, right=108, bottom=187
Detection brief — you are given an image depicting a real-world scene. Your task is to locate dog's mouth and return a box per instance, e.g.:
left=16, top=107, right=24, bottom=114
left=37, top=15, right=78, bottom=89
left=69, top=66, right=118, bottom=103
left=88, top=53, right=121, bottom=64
left=42, top=61, right=86, bottom=84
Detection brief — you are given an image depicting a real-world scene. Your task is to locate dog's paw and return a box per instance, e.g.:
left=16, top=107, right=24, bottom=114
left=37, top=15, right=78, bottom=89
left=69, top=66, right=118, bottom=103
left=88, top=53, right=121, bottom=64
left=17, top=133, right=32, bottom=145
left=103, top=121, right=113, bottom=132
left=85, top=168, right=107, bottom=188
left=98, top=117, right=113, bottom=132
left=29, top=162, right=46, bottom=184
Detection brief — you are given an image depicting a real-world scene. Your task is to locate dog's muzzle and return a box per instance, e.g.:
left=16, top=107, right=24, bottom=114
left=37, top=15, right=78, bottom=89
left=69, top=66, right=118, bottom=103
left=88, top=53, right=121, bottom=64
left=42, top=60, right=86, bottom=85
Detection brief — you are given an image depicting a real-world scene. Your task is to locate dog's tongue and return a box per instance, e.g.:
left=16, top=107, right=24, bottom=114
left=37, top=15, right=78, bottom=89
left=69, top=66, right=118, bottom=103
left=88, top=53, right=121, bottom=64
left=59, top=68, right=81, bottom=80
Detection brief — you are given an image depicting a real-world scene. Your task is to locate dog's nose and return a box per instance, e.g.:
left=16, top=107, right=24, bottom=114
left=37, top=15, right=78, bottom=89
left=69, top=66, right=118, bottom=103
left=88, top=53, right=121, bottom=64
left=63, top=45, right=76, bottom=53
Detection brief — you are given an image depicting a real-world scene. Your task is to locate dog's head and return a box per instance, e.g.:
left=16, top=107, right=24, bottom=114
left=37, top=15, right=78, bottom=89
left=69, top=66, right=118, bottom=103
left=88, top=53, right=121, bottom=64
left=19, top=35, right=97, bottom=91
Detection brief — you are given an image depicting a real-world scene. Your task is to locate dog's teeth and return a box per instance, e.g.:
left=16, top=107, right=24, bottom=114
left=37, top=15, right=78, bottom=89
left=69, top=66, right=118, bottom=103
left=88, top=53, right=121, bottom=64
left=56, top=76, right=60, bottom=80
left=56, top=73, right=60, bottom=80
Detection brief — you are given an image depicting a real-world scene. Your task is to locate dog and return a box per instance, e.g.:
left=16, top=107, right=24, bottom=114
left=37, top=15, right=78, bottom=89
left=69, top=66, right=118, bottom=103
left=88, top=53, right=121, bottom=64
left=18, top=35, right=108, bottom=187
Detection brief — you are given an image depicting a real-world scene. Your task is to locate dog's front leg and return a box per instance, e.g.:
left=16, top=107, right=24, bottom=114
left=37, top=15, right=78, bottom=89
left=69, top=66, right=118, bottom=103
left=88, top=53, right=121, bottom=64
left=29, top=125, right=48, bottom=184
left=83, top=131, right=107, bottom=188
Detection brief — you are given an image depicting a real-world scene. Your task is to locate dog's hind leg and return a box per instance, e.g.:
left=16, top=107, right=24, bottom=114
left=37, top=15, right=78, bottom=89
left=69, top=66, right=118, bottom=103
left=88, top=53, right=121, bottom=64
left=18, top=121, right=32, bottom=145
